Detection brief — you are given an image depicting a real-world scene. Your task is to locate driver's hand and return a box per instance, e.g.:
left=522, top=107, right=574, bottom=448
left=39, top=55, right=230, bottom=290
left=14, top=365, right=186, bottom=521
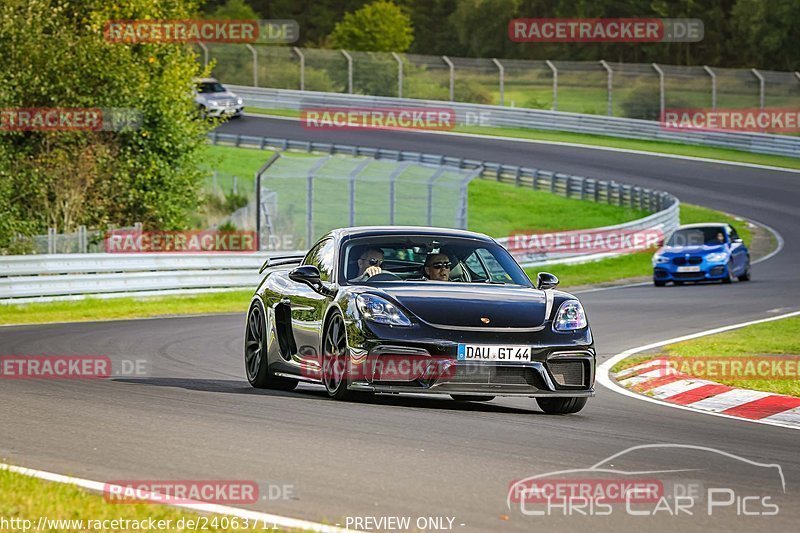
left=364, top=266, right=382, bottom=278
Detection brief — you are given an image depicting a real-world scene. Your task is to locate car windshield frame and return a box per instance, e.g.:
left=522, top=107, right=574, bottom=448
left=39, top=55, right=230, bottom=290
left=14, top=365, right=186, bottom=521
left=338, top=234, right=533, bottom=287
left=197, top=82, right=226, bottom=94
left=666, top=226, right=728, bottom=247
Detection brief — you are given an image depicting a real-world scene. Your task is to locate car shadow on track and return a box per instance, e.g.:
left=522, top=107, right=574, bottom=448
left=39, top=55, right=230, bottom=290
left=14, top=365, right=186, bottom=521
left=112, top=377, right=541, bottom=415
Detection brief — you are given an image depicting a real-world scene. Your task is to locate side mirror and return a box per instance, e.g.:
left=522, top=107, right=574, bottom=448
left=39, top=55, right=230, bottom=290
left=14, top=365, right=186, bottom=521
left=536, top=272, right=559, bottom=290
left=289, top=265, right=321, bottom=288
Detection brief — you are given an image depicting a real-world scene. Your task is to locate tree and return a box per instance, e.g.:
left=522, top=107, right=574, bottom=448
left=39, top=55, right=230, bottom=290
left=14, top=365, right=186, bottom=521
left=731, top=0, right=800, bottom=70
left=210, top=0, right=258, bottom=19
left=0, top=0, right=214, bottom=250
left=328, top=1, right=414, bottom=52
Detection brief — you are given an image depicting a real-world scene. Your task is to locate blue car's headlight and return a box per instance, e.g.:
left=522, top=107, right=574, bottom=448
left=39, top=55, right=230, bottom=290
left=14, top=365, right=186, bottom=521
left=356, top=294, right=412, bottom=326
left=236, top=97, right=243, bottom=105
left=705, top=252, right=728, bottom=263
left=652, top=254, right=670, bottom=266
left=553, top=300, right=587, bottom=331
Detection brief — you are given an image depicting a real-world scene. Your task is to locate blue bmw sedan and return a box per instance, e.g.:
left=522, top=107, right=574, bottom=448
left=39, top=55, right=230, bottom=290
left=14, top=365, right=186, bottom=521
left=652, top=223, right=751, bottom=286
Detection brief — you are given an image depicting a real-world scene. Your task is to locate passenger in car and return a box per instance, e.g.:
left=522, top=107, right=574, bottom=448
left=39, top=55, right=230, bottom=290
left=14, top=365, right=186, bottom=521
left=424, top=253, right=453, bottom=281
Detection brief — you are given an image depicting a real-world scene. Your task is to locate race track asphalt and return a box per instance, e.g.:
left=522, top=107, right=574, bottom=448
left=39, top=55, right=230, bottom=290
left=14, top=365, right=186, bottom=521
left=1, top=115, right=798, bottom=532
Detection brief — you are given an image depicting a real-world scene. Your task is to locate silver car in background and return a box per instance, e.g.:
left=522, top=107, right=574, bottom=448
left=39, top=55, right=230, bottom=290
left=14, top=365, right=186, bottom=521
left=194, top=78, right=244, bottom=118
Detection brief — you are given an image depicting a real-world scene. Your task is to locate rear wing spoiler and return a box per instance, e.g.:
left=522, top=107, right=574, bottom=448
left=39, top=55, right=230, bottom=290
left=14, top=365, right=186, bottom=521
left=259, top=253, right=305, bottom=274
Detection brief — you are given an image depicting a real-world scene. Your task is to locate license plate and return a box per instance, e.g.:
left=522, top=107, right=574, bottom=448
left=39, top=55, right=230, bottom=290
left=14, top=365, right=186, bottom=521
left=457, top=344, right=531, bottom=362
left=677, top=266, right=701, bottom=272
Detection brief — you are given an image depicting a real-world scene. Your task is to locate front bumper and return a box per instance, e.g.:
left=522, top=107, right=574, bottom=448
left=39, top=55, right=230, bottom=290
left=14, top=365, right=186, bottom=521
left=204, top=105, right=244, bottom=118
left=653, top=263, right=729, bottom=283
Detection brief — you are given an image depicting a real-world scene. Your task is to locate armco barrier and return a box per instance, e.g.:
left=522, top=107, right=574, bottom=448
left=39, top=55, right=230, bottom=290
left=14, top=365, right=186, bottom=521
left=229, top=85, right=800, bottom=158
left=1, top=139, right=679, bottom=303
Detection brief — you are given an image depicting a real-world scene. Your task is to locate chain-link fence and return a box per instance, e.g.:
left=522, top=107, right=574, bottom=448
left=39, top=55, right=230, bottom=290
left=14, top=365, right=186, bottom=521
left=256, top=152, right=479, bottom=250
left=198, top=44, right=800, bottom=119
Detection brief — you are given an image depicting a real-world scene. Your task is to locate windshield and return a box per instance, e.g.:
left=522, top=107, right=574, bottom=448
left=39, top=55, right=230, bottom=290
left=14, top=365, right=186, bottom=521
left=197, top=82, right=226, bottom=93
left=340, top=236, right=532, bottom=286
left=667, top=227, right=727, bottom=247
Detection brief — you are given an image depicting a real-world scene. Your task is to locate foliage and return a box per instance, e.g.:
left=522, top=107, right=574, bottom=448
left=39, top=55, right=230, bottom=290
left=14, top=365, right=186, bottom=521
left=0, top=0, right=215, bottom=251
left=328, top=1, right=414, bottom=52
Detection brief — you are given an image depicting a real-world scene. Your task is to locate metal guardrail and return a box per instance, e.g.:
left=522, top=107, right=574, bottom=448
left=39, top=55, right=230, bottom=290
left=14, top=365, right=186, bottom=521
left=230, top=86, right=800, bottom=158
left=0, top=137, right=679, bottom=303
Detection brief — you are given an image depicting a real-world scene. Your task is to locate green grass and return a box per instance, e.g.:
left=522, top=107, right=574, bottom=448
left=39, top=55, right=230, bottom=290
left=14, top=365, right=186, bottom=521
left=524, top=202, right=755, bottom=288
left=0, top=467, right=307, bottom=532
left=612, top=316, right=800, bottom=397
left=245, top=107, right=800, bottom=170
left=0, top=291, right=251, bottom=326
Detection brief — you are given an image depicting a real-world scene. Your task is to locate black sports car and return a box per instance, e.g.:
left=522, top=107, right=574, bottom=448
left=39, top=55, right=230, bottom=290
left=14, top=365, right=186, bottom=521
left=245, top=227, right=595, bottom=414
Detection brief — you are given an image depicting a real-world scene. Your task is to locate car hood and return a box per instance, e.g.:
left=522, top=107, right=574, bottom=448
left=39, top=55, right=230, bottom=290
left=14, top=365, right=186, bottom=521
left=196, top=91, right=238, bottom=102
left=374, top=283, right=547, bottom=328
left=660, top=244, right=727, bottom=255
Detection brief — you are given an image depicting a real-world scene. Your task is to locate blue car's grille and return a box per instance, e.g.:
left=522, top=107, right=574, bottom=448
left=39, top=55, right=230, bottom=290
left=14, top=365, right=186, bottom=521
left=672, top=256, right=703, bottom=266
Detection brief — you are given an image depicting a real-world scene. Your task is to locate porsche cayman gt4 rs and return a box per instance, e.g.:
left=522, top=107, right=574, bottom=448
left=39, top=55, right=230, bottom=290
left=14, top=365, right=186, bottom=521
left=245, top=227, right=595, bottom=414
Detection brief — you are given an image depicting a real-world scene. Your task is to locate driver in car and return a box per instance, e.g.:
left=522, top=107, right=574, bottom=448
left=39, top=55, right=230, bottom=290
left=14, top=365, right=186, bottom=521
left=424, top=253, right=452, bottom=281
left=352, top=247, right=384, bottom=281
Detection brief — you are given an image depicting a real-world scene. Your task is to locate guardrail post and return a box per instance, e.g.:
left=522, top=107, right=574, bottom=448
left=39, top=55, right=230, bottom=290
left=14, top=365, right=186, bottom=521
left=442, top=56, right=455, bottom=101
left=391, top=52, right=403, bottom=98
left=600, top=60, right=613, bottom=116
left=752, top=68, right=765, bottom=111
left=532, top=169, right=539, bottom=190
left=652, top=63, right=665, bottom=119
left=704, top=66, right=716, bottom=111
left=245, top=44, right=258, bottom=87
left=546, top=60, right=558, bottom=111
left=341, top=50, right=353, bottom=94
left=565, top=176, right=571, bottom=198
left=293, top=47, right=305, bottom=91
left=492, top=58, right=505, bottom=106
left=197, top=42, right=209, bottom=69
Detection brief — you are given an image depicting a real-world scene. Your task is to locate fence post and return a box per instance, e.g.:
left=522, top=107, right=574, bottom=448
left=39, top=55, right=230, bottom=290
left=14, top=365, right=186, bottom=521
left=600, top=60, right=613, bottom=116
left=492, top=58, right=505, bottom=106
left=426, top=168, right=446, bottom=225
left=293, top=47, right=305, bottom=91
left=388, top=163, right=408, bottom=225
left=245, top=44, right=258, bottom=87
left=348, top=158, right=372, bottom=226
left=703, top=65, right=716, bottom=111
left=652, top=63, right=665, bottom=119
left=79, top=225, right=87, bottom=253
left=546, top=60, right=558, bottom=111
left=48, top=227, right=55, bottom=254
left=751, top=68, right=765, bottom=111
left=341, top=50, right=353, bottom=94
left=391, top=52, right=403, bottom=98
left=197, top=42, right=209, bottom=69
left=442, top=56, right=455, bottom=101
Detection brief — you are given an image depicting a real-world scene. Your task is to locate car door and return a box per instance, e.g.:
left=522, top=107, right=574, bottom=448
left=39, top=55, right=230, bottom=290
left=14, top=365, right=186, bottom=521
left=728, top=225, right=746, bottom=273
left=286, top=238, right=336, bottom=371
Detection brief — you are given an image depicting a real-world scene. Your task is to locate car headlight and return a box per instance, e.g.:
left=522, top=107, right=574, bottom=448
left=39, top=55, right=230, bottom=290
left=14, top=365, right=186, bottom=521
left=356, top=294, right=411, bottom=327
left=553, top=300, right=587, bottom=331
left=207, top=101, right=220, bottom=107
left=652, top=254, right=670, bottom=266
left=236, top=97, right=243, bottom=105
left=705, top=252, right=728, bottom=263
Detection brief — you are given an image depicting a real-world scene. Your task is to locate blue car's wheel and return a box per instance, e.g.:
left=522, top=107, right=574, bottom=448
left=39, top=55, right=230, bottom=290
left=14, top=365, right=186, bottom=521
left=723, top=260, right=735, bottom=284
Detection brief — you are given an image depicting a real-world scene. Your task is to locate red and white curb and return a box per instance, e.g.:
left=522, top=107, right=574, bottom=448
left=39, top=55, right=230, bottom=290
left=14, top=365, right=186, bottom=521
left=597, top=310, right=800, bottom=431
left=613, top=358, right=800, bottom=426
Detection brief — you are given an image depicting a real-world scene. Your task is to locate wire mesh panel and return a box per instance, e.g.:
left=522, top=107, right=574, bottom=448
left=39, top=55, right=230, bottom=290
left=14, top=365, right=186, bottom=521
left=715, top=67, right=761, bottom=109
left=302, top=48, right=347, bottom=93
left=497, top=59, right=553, bottom=109
left=760, top=69, right=800, bottom=108
left=257, top=153, right=476, bottom=250
left=403, top=53, right=452, bottom=101
left=449, top=57, right=498, bottom=105
left=256, top=46, right=300, bottom=90
left=207, top=43, right=255, bottom=86
left=660, top=65, right=712, bottom=109
left=610, top=62, right=660, bottom=119
left=350, top=50, right=399, bottom=97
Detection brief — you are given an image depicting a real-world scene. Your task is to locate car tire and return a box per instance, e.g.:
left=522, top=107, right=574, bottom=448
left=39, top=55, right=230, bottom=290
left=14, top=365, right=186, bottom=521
left=723, top=261, right=735, bottom=284
left=245, top=300, right=298, bottom=391
left=738, top=260, right=751, bottom=281
left=536, top=397, right=587, bottom=414
left=654, top=280, right=666, bottom=287
left=322, top=311, right=354, bottom=401
left=450, top=395, right=495, bottom=402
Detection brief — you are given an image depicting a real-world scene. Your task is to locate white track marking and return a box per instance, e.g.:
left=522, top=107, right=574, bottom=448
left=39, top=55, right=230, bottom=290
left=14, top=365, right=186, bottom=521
left=763, top=406, right=800, bottom=425
left=614, top=357, right=668, bottom=378
left=688, top=389, right=772, bottom=412
left=246, top=113, right=800, bottom=174
left=597, top=310, right=800, bottom=431
left=0, top=463, right=354, bottom=533
left=648, top=379, right=714, bottom=399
